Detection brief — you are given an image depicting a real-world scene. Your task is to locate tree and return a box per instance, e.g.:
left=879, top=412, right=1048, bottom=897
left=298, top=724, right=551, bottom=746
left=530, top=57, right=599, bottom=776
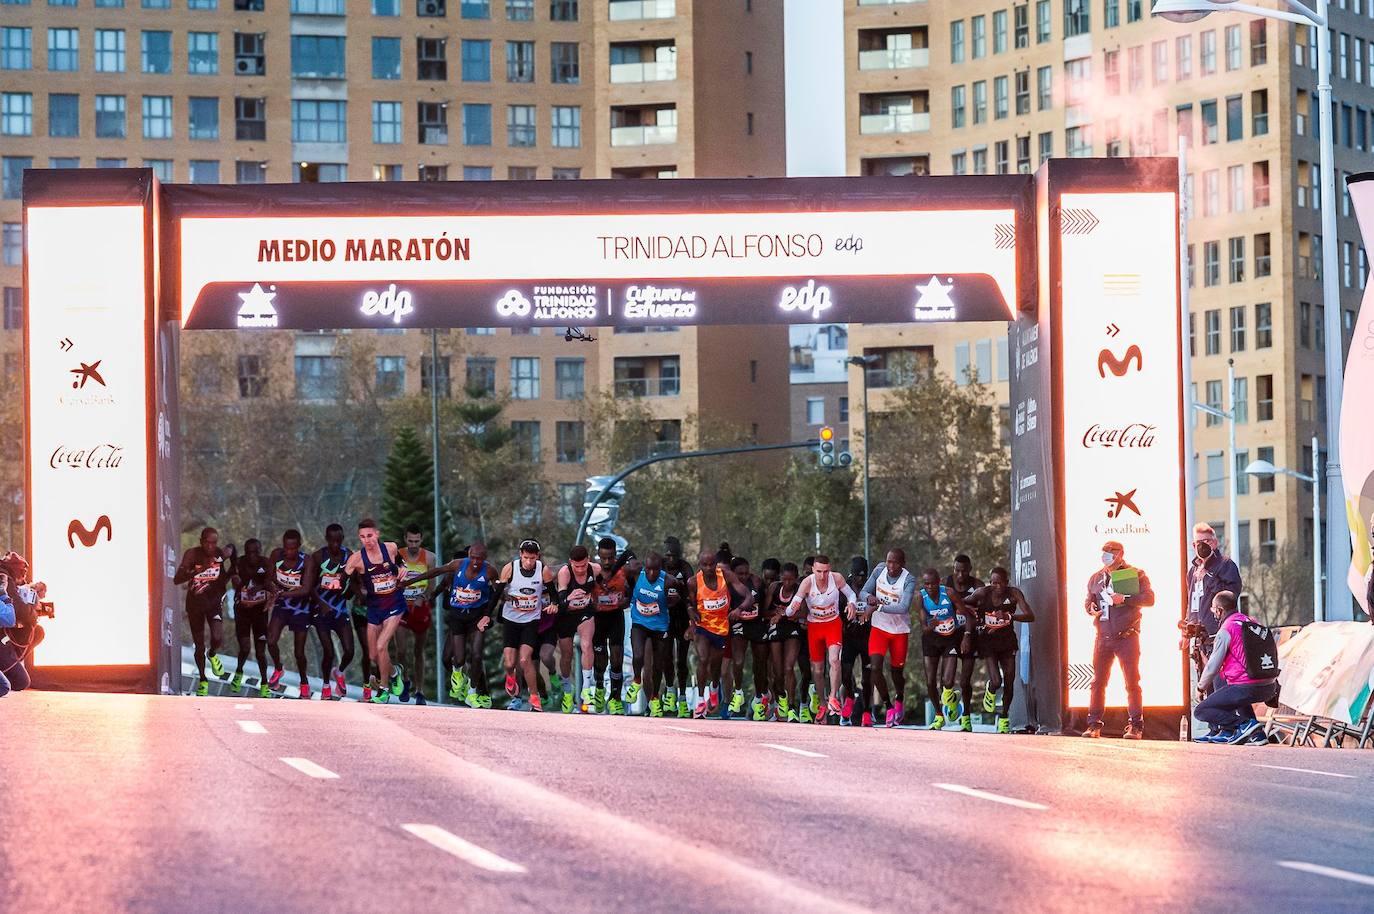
left=380, top=426, right=438, bottom=546
left=1244, top=542, right=1316, bottom=627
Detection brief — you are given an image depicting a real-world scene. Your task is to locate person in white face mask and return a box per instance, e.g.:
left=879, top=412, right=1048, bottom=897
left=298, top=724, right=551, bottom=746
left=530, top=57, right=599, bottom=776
left=1082, top=540, right=1156, bottom=740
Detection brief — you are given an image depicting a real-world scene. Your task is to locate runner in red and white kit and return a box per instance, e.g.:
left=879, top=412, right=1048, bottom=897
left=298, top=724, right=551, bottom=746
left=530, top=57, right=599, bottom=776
left=784, top=554, right=858, bottom=725
left=859, top=548, right=918, bottom=727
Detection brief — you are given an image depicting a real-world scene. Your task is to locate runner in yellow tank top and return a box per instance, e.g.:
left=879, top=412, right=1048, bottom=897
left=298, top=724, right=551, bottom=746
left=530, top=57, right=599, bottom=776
left=685, top=550, right=755, bottom=719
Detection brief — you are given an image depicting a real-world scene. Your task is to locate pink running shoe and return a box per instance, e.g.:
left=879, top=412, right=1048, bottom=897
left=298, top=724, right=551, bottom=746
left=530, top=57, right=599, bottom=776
left=505, top=674, right=519, bottom=698
left=268, top=668, right=284, bottom=691
left=333, top=667, right=346, bottom=695
left=861, top=711, right=873, bottom=728
left=321, top=684, right=333, bottom=701
left=299, top=682, right=310, bottom=700
left=885, top=707, right=898, bottom=728
left=893, top=700, right=904, bottom=725
left=841, top=697, right=855, bottom=720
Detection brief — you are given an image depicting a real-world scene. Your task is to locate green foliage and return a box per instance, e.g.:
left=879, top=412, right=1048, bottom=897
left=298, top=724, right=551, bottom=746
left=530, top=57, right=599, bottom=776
left=380, top=426, right=438, bottom=546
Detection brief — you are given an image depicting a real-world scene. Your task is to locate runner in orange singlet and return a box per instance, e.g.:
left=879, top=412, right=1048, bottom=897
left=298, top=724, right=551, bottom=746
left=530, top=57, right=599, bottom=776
left=685, top=550, right=754, bottom=719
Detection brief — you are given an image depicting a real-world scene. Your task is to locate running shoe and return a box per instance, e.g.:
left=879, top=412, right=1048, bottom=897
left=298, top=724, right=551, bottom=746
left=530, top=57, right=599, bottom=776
left=1200, top=729, right=1234, bottom=743
left=808, top=687, right=820, bottom=718
left=982, top=682, right=997, bottom=715
left=415, top=692, right=427, bottom=706
left=693, top=701, right=708, bottom=719
left=399, top=679, right=412, bottom=704
left=1226, top=719, right=1264, bottom=744
left=787, top=709, right=800, bottom=723
left=371, top=690, right=390, bottom=705
left=861, top=711, right=873, bottom=728
left=299, top=683, right=311, bottom=701
left=677, top=698, right=691, bottom=719
left=505, top=674, right=519, bottom=698
left=840, top=713, right=852, bottom=727
left=529, top=694, right=543, bottom=712
left=776, top=695, right=791, bottom=719
left=230, top=672, right=244, bottom=692
left=477, top=695, right=493, bottom=710
left=1122, top=723, right=1144, bottom=741
left=663, top=690, right=678, bottom=715
left=885, top=708, right=898, bottom=728
left=321, top=685, right=333, bottom=701
left=507, top=696, right=526, bottom=711
left=449, top=669, right=464, bottom=700
left=550, top=673, right=563, bottom=696
left=580, top=686, right=596, bottom=714
left=941, top=687, right=958, bottom=719
left=930, top=714, right=946, bottom=730
left=561, top=690, right=575, bottom=714
left=841, top=696, right=855, bottom=721
left=708, top=688, right=721, bottom=713
left=259, top=683, right=271, bottom=699
left=729, top=690, right=746, bottom=715
left=751, top=697, right=767, bottom=722
left=996, top=716, right=1010, bottom=734
left=648, top=698, right=663, bottom=718
left=594, top=686, right=608, bottom=714
left=268, top=668, right=285, bottom=692
left=390, top=666, right=405, bottom=697
left=333, top=668, right=347, bottom=696
left=721, top=702, right=732, bottom=722
left=465, top=688, right=480, bottom=709
left=799, top=706, right=813, bottom=724
left=208, top=654, right=226, bottom=679
left=828, top=696, right=843, bottom=718
left=1080, top=723, right=1103, bottom=738
left=626, top=681, right=642, bottom=705
left=195, top=678, right=209, bottom=697
left=362, top=685, right=373, bottom=702
left=1242, top=727, right=1270, bottom=746
left=608, top=697, right=625, bottom=716
left=958, top=714, right=972, bottom=733
left=893, top=700, right=904, bottom=725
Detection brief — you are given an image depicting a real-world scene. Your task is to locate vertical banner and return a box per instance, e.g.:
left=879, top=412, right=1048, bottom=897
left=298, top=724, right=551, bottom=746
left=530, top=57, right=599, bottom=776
left=1341, top=175, right=1374, bottom=616
left=1056, top=184, right=1187, bottom=714
left=24, top=172, right=159, bottom=688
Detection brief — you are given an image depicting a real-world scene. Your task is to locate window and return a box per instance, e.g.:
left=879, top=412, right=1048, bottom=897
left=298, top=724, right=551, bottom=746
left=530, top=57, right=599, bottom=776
left=461, top=39, right=490, bottom=81
left=142, top=30, right=171, bottom=74
left=1, top=223, right=20, bottom=266
left=417, top=38, right=447, bottom=80
left=295, top=355, right=342, bottom=400
left=1202, top=169, right=1219, bottom=217
left=1227, top=164, right=1244, bottom=214
left=1201, top=30, right=1216, bottom=75
left=972, top=15, right=986, bottom=58
left=805, top=397, right=825, bottom=425
left=187, top=0, right=217, bottom=8
left=1225, top=24, right=1241, bottom=70
left=556, top=421, right=585, bottom=463
left=1256, top=302, right=1272, bottom=348
left=1017, top=134, right=1031, bottom=172
left=1200, top=99, right=1218, bottom=144
left=1203, top=241, right=1220, bottom=287
left=48, top=28, right=77, bottom=71
left=1256, top=375, right=1273, bottom=421
left=1065, top=0, right=1089, bottom=37
left=1228, top=236, right=1245, bottom=283
left=1, top=286, right=20, bottom=326
left=292, top=35, right=345, bottom=78
left=372, top=37, right=401, bottom=79
left=466, top=357, right=496, bottom=394
left=507, top=40, right=534, bottom=82
left=1250, top=19, right=1267, bottom=66
left=1233, top=378, right=1248, bottom=424
left=994, top=76, right=1008, bottom=120
left=506, top=0, right=532, bottom=19
left=234, top=32, right=265, bottom=75
left=1015, top=3, right=1029, bottom=48
left=47, top=94, right=78, bottom=138
left=1036, top=66, right=1052, bottom=111
left=463, top=166, right=492, bottom=181
left=1127, top=45, right=1143, bottom=93
left=973, top=81, right=987, bottom=124
left=1256, top=448, right=1275, bottom=493
left=1205, top=452, right=1225, bottom=497
left=418, top=164, right=447, bottom=181
left=1038, top=130, right=1053, bottom=164
left=142, top=95, right=172, bottom=139
left=555, top=358, right=584, bottom=399
left=994, top=10, right=1007, bottom=53
left=1300, top=301, right=1311, bottom=348
left=462, top=0, right=489, bottom=16
left=551, top=41, right=579, bottom=83
left=510, top=357, right=539, bottom=399
left=1253, top=160, right=1270, bottom=207
left=1015, top=70, right=1030, bottom=115
left=235, top=96, right=265, bottom=140
left=187, top=31, right=218, bottom=74
left=1259, top=518, right=1276, bottom=563
left=951, top=86, right=966, bottom=128
left=236, top=161, right=266, bottom=183
left=1225, top=95, right=1242, bottom=141
left=418, top=355, right=451, bottom=398
left=550, top=0, right=577, bottom=19
left=144, top=157, right=175, bottom=181
left=1176, top=35, right=1192, bottom=80
left=293, top=0, right=346, bottom=11
left=507, top=104, right=535, bottom=147
left=374, top=356, right=405, bottom=398
left=1250, top=89, right=1268, bottom=137
left=2, top=28, right=32, bottom=71
left=951, top=152, right=967, bottom=175
left=951, top=20, right=965, bottom=63
left=96, top=95, right=126, bottom=138
left=1105, top=0, right=1119, bottom=28
left=1036, top=0, right=1051, bottom=42
left=1065, top=57, right=1090, bottom=107
left=1126, top=0, right=1141, bottom=20
left=552, top=105, right=580, bottom=147
left=417, top=0, right=447, bottom=15
left=188, top=96, right=218, bottom=139
left=292, top=100, right=346, bottom=142
left=372, top=101, right=402, bottom=144
left=462, top=103, right=491, bottom=145
left=1229, top=305, right=1247, bottom=352
left=234, top=355, right=265, bottom=398
left=1, top=94, right=31, bottom=136
left=1066, top=125, right=1091, bottom=157
left=1203, top=308, right=1221, bottom=355
left=95, top=29, right=126, bottom=73
left=510, top=421, right=540, bottom=462
left=418, top=102, right=447, bottom=144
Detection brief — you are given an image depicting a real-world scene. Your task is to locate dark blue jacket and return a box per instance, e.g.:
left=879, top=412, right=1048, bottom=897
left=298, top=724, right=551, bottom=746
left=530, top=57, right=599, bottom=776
left=1186, top=552, right=1243, bottom=638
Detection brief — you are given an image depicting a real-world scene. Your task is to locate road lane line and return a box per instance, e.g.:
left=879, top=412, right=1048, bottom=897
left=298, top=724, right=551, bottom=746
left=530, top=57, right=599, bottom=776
left=236, top=720, right=267, bottom=734
left=932, top=783, right=1048, bottom=811
left=761, top=743, right=827, bottom=758
left=233, top=703, right=252, bottom=710
left=1278, top=860, right=1374, bottom=887
left=1255, top=764, right=1356, bottom=779
left=664, top=725, right=701, bottom=734
left=402, top=824, right=527, bottom=874
left=279, top=757, right=339, bottom=779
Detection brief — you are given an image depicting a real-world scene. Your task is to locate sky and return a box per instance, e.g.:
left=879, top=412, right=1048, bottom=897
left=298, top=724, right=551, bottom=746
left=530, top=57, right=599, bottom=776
left=784, top=0, right=846, bottom=177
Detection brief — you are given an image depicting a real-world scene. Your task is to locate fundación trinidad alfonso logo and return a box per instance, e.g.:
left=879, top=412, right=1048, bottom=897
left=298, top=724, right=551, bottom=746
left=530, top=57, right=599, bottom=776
left=237, top=283, right=279, bottom=328
left=496, top=289, right=532, bottom=317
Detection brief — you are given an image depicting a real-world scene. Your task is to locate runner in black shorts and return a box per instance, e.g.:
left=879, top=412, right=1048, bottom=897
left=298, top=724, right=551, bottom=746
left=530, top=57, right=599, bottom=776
left=839, top=556, right=874, bottom=727
left=230, top=537, right=274, bottom=698
left=310, top=524, right=353, bottom=701
left=555, top=545, right=602, bottom=714
left=174, top=526, right=232, bottom=696
left=969, top=567, right=1035, bottom=734
left=495, top=539, right=555, bottom=711
left=918, top=568, right=974, bottom=730
left=726, top=556, right=768, bottom=721
left=661, top=537, right=694, bottom=719
left=405, top=542, right=497, bottom=708
left=766, top=562, right=803, bottom=722
left=944, top=554, right=985, bottom=732
left=592, top=538, right=634, bottom=715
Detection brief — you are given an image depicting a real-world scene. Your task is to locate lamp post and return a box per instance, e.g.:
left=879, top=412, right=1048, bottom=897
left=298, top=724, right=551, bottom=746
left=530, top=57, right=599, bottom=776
left=1154, top=0, right=1349, bottom=619
left=1191, top=359, right=1240, bottom=555
left=429, top=328, right=445, bottom=702
left=1246, top=435, right=1323, bottom=622
left=847, top=354, right=879, bottom=565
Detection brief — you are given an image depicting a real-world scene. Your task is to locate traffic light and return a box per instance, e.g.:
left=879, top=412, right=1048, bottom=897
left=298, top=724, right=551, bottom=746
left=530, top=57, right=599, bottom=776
left=838, top=450, right=853, bottom=468
left=818, top=426, right=836, bottom=469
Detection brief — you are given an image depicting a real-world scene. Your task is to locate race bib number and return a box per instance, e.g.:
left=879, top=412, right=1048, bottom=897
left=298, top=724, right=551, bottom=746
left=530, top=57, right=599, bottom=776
left=371, top=572, right=397, bottom=595
left=320, top=571, right=343, bottom=591
left=935, top=618, right=956, bottom=635
left=703, top=595, right=728, bottom=613
left=635, top=599, right=661, bottom=617
left=567, top=589, right=592, bottom=611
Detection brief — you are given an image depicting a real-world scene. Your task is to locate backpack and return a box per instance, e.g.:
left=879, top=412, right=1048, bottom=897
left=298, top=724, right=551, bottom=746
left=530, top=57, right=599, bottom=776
left=1239, top=619, right=1281, bottom=680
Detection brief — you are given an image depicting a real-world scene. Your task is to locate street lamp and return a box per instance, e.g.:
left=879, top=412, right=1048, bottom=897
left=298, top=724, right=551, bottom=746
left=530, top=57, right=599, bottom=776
left=847, top=354, right=880, bottom=565
left=1246, top=435, right=1323, bottom=622
left=1191, top=358, right=1240, bottom=559
left=1154, top=0, right=1349, bottom=620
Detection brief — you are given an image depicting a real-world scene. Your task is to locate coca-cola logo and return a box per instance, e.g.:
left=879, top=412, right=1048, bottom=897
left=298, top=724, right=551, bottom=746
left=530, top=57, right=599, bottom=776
left=1081, top=423, right=1157, bottom=449
left=50, top=442, right=125, bottom=469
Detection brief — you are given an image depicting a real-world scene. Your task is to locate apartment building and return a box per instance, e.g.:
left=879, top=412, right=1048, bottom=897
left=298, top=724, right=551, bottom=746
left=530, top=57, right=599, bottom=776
left=0, top=0, right=790, bottom=524
left=841, top=0, right=1372, bottom=571
left=788, top=322, right=851, bottom=446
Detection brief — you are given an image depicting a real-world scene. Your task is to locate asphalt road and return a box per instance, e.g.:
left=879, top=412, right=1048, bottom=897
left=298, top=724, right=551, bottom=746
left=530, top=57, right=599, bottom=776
left=3, top=691, right=1372, bottom=914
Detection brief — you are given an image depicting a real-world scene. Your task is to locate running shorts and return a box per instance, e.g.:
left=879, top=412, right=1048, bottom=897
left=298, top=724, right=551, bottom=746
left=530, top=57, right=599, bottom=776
left=502, top=617, right=541, bottom=651
left=312, top=612, right=351, bottom=640
left=593, top=611, right=625, bottom=652
left=922, top=630, right=963, bottom=658
left=632, top=622, right=670, bottom=642
left=868, top=628, right=909, bottom=665
left=365, top=597, right=406, bottom=626
left=977, top=627, right=1019, bottom=658
left=729, top=620, right=745, bottom=638
left=185, top=602, right=222, bottom=632
left=271, top=605, right=314, bottom=633
left=446, top=609, right=487, bottom=637
left=775, top=618, right=804, bottom=641
left=401, top=601, right=433, bottom=634
left=806, top=617, right=843, bottom=657
left=556, top=608, right=596, bottom=640
left=537, top=619, right=558, bottom=649
left=696, top=628, right=727, bottom=651
left=234, top=603, right=269, bottom=642
left=741, top=618, right=771, bottom=643
left=668, top=608, right=690, bottom=641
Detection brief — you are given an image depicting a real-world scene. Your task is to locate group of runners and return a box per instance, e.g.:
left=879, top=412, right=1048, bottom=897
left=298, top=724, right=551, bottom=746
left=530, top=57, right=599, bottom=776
left=177, top=522, right=1035, bottom=730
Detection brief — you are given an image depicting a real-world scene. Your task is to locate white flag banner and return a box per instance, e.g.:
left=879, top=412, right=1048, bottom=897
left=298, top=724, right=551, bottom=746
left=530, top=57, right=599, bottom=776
left=1276, top=621, right=1374, bottom=725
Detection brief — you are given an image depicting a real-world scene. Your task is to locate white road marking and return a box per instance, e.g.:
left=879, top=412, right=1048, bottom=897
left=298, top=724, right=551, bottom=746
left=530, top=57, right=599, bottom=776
left=236, top=720, right=267, bottom=734
left=761, top=743, right=827, bottom=758
left=663, top=725, right=701, bottom=734
left=932, top=783, right=1049, bottom=811
left=402, top=824, right=527, bottom=873
left=279, top=757, right=339, bottom=779
left=1255, top=763, right=1356, bottom=780
left=1278, top=860, right=1374, bottom=887
left=233, top=703, right=252, bottom=710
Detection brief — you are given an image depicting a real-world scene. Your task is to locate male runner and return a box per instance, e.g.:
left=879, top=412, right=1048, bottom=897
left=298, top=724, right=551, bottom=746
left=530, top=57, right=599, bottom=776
left=969, top=567, right=1035, bottom=733
left=267, top=530, right=317, bottom=699
left=350, top=588, right=374, bottom=700
left=840, top=556, right=874, bottom=727
left=343, top=518, right=408, bottom=703
left=797, top=556, right=817, bottom=722
left=230, top=538, right=275, bottom=698
left=406, top=542, right=496, bottom=708
left=555, top=545, right=602, bottom=713
left=919, top=568, right=975, bottom=730
left=593, top=538, right=633, bottom=715
left=686, top=550, right=755, bottom=718
left=727, top=556, right=769, bottom=721
left=860, top=548, right=917, bottom=728
left=397, top=526, right=437, bottom=705
left=944, top=555, right=985, bottom=731
left=626, top=551, right=672, bottom=717
left=311, top=524, right=353, bottom=701
left=766, top=562, right=804, bottom=722
left=496, top=539, right=556, bottom=710
left=173, top=527, right=231, bottom=696
left=661, top=537, right=694, bottom=718
left=785, top=555, right=858, bottom=724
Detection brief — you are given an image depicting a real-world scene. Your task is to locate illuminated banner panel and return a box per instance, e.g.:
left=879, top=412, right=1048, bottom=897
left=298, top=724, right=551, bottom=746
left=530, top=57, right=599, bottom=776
left=25, top=205, right=152, bottom=667
left=1341, top=175, right=1374, bottom=614
left=178, top=209, right=1018, bottom=329
left=1058, top=192, right=1186, bottom=710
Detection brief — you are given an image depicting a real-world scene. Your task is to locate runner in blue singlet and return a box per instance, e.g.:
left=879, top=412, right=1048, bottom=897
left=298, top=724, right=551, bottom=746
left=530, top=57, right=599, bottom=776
left=342, top=517, right=408, bottom=704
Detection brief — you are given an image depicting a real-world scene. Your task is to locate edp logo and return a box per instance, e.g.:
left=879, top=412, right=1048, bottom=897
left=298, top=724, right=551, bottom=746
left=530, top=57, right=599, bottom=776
left=361, top=284, right=415, bottom=324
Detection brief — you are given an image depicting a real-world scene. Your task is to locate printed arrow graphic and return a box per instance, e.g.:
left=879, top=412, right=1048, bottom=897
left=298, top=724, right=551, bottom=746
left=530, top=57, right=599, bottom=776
left=1106, top=323, right=1120, bottom=337
left=1061, top=208, right=1101, bottom=235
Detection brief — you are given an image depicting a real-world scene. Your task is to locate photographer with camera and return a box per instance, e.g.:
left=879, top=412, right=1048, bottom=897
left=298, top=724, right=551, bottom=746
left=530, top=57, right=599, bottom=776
left=1184, top=523, right=1242, bottom=674
left=0, top=551, right=50, bottom=698
left=1193, top=590, right=1280, bottom=745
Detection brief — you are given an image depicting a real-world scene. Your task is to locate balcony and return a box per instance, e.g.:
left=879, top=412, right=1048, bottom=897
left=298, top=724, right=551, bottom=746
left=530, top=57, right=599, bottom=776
left=858, top=47, right=929, bottom=70
left=608, top=0, right=675, bottom=20
left=614, top=376, right=680, bottom=397
left=862, top=155, right=928, bottom=176
left=610, top=58, right=677, bottom=83
left=857, top=0, right=924, bottom=4
left=859, top=111, right=930, bottom=134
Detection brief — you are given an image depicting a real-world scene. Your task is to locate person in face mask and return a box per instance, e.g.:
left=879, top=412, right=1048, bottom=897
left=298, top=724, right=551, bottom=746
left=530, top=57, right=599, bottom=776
left=1185, top=523, right=1243, bottom=652
left=1082, top=540, right=1156, bottom=739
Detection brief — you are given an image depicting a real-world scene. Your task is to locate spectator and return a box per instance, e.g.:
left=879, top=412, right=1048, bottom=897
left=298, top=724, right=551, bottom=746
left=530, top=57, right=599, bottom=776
left=0, top=570, right=31, bottom=698
left=1194, top=590, right=1280, bottom=745
left=1186, top=522, right=1243, bottom=643
left=1082, top=540, right=1156, bottom=740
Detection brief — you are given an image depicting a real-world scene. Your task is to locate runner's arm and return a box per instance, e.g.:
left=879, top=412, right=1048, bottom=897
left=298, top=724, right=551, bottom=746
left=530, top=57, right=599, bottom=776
left=724, top=569, right=755, bottom=615
left=685, top=576, right=701, bottom=624
left=1009, top=587, right=1035, bottom=623
left=172, top=550, right=200, bottom=586
left=836, top=573, right=858, bottom=606
left=948, top=588, right=976, bottom=636
left=405, top=559, right=460, bottom=588
left=784, top=577, right=812, bottom=618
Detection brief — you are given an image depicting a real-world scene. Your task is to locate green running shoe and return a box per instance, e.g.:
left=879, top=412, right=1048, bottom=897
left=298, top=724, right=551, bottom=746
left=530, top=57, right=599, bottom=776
left=449, top=669, right=465, bottom=700
left=751, top=698, right=766, bottom=722
left=677, top=697, right=691, bottom=718
left=729, top=690, right=746, bottom=715
left=259, top=683, right=271, bottom=699
left=959, top=714, right=972, bottom=733
left=594, top=686, right=607, bottom=714
left=663, top=690, right=678, bottom=714
left=982, top=682, right=997, bottom=715
left=550, top=673, right=563, bottom=695
left=230, top=672, right=244, bottom=692
left=799, top=706, right=813, bottom=724
left=464, top=688, right=480, bottom=709
left=787, top=709, right=800, bottom=723
left=371, top=690, right=391, bottom=704
left=195, top=679, right=209, bottom=697
left=808, top=688, right=820, bottom=718
left=931, top=714, right=946, bottom=730
left=648, top=697, right=663, bottom=718
left=561, top=690, right=575, bottom=714
left=580, top=685, right=596, bottom=713
left=776, top=695, right=792, bottom=717
left=608, top=698, right=625, bottom=716
left=626, top=681, right=642, bottom=704
left=477, top=694, right=493, bottom=709
left=389, top=666, right=405, bottom=697
left=208, top=654, right=226, bottom=679
left=996, top=716, right=1010, bottom=734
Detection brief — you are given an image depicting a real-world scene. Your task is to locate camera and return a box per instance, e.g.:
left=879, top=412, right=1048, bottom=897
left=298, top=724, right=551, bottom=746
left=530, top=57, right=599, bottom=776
left=1178, top=620, right=1208, bottom=640
left=36, top=601, right=55, bottom=619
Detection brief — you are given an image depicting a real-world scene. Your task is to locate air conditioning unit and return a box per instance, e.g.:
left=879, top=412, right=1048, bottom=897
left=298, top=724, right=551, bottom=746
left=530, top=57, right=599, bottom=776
left=235, top=55, right=262, bottom=75
left=419, top=0, right=445, bottom=16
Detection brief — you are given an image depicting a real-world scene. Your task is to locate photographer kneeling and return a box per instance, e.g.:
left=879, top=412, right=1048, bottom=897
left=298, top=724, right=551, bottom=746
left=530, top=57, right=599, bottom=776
left=1194, top=590, right=1280, bottom=745
left=0, top=571, right=31, bottom=697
